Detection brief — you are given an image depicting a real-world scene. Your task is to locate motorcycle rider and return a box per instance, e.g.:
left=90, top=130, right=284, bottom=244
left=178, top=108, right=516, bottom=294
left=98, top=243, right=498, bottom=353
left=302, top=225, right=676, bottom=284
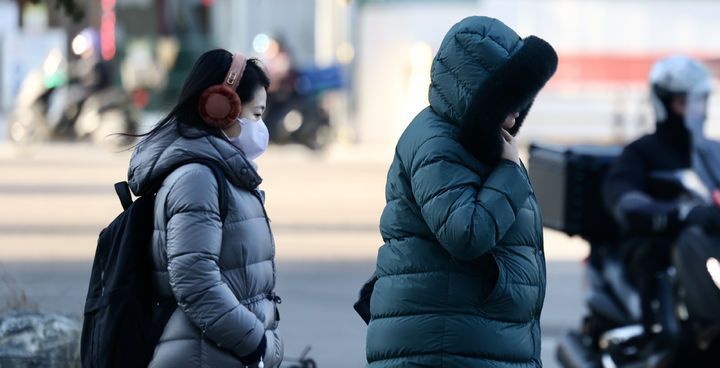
left=604, top=55, right=720, bottom=346
left=50, top=28, right=112, bottom=136
left=71, top=28, right=112, bottom=94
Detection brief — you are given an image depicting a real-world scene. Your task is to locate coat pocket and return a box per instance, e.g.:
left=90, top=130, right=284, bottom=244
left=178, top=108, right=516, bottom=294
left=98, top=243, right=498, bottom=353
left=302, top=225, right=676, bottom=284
left=479, top=252, right=540, bottom=321
left=478, top=253, right=506, bottom=306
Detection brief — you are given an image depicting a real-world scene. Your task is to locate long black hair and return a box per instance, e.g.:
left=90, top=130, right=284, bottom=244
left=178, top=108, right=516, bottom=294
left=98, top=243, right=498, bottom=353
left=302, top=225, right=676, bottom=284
left=132, top=49, right=270, bottom=143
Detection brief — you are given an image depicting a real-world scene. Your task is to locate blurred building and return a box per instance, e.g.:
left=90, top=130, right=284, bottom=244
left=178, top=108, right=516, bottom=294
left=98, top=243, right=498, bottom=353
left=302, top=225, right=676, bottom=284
left=0, top=1, right=67, bottom=110
left=354, top=0, right=720, bottom=146
left=209, top=0, right=356, bottom=141
left=3, top=0, right=720, bottom=146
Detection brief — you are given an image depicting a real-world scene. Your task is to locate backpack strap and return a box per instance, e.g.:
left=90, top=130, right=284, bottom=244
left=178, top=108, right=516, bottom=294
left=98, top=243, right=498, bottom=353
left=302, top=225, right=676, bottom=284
left=191, top=159, right=229, bottom=222
left=171, top=158, right=230, bottom=222
left=114, top=181, right=134, bottom=210
left=143, top=159, right=230, bottom=222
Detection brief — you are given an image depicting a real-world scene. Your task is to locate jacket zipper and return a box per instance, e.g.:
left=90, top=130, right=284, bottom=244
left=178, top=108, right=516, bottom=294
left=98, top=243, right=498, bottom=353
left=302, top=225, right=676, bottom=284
left=253, top=190, right=277, bottom=281
left=529, top=193, right=546, bottom=314
left=200, top=324, right=206, bottom=368
left=253, top=190, right=279, bottom=365
left=529, top=192, right=546, bottom=359
left=522, top=163, right=547, bottom=316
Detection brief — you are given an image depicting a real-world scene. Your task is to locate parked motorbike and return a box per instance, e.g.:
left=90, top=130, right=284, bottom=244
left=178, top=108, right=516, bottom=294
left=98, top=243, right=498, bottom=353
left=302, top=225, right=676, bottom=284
left=259, top=36, right=343, bottom=150
left=7, top=33, right=138, bottom=148
left=528, top=143, right=720, bottom=368
left=264, top=65, right=342, bottom=151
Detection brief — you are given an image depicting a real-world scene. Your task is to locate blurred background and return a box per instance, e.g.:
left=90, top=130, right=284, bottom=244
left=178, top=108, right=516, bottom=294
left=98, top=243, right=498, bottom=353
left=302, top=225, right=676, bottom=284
left=0, top=0, right=719, bottom=367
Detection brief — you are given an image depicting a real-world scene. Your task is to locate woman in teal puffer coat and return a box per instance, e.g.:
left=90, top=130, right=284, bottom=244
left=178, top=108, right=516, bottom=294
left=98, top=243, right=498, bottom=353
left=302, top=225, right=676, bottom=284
left=365, top=16, right=558, bottom=367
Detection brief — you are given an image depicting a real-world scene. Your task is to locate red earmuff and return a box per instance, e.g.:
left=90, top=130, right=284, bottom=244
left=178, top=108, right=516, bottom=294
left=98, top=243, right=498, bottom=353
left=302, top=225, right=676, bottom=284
left=198, top=53, right=247, bottom=129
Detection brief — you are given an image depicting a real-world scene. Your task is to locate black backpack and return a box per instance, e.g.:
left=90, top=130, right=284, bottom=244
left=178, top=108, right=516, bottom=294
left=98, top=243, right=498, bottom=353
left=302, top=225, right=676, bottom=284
left=81, top=159, right=228, bottom=368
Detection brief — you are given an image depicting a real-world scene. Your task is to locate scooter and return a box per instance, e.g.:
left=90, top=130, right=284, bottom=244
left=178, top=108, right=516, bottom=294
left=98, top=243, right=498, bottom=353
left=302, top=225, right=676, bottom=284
left=264, top=65, right=342, bottom=151
left=6, top=55, right=138, bottom=148
left=528, top=143, right=720, bottom=368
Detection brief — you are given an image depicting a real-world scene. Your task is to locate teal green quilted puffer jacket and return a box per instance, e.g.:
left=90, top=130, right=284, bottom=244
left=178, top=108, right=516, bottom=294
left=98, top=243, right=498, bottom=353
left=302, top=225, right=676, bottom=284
left=366, top=16, right=558, bottom=368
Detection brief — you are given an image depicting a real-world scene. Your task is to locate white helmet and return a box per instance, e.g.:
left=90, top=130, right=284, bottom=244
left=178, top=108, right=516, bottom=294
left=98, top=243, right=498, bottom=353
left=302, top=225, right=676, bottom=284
left=649, top=55, right=713, bottom=122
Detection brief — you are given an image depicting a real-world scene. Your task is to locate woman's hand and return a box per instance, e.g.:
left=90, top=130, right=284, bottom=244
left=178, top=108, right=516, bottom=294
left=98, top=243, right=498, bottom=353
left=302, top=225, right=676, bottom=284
left=501, top=129, right=521, bottom=165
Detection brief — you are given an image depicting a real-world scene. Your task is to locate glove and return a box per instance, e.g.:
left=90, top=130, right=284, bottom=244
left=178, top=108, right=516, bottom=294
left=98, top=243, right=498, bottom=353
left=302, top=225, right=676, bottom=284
left=354, top=275, right=377, bottom=325
left=685, top=205, right=720, bottom=233
left=239, top=335, right=267, bottom=366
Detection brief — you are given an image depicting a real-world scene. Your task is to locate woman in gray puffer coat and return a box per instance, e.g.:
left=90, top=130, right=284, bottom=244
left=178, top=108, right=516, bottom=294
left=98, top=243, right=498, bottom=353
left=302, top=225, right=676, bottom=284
left=127, top=49, right=282, bottom=367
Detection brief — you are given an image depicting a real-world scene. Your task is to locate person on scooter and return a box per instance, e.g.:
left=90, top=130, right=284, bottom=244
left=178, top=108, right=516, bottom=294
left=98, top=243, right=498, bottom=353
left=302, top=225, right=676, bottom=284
left=604, top=55, right=720, bottom=345
left=71, top=28, right=112, bottom=94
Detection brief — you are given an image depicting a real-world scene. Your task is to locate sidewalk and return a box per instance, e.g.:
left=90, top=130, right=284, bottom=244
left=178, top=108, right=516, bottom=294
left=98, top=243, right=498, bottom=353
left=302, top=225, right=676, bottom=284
left=0, top=107, right=589, bottom=264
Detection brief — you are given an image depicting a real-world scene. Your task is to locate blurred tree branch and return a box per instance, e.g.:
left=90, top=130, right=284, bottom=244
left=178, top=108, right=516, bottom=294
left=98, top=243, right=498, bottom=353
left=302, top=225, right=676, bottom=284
left=27, top=0, right=85, bottom=22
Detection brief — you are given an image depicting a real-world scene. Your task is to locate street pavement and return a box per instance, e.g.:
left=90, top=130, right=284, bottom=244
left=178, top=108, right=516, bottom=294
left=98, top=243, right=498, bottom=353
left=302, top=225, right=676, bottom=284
left=0, top=141, right=589, bottom=367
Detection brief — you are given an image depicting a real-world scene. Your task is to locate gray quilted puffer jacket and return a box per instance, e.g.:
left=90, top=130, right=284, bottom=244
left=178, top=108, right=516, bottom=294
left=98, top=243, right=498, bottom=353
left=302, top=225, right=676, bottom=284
left=127, top=123, right=283, bottom=367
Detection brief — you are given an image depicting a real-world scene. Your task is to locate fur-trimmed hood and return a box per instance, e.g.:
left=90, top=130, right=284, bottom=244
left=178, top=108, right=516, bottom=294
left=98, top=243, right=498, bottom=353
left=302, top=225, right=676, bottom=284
left=428, top=16, right=558, bottom=165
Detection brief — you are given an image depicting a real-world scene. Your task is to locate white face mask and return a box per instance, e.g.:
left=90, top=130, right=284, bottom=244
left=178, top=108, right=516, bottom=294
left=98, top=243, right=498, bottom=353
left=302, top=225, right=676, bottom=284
left=227, top=118, right=269, bottom=161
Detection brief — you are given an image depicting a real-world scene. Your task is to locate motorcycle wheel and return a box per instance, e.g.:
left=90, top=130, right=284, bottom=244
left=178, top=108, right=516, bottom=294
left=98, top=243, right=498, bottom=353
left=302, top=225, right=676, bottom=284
left=91, top=111, right=136, bottom=149
left=7, top=107, right=50, bottom=146
left=292, top=105, right=332, bottom=151
left=304, top=124, right=332, bottom=151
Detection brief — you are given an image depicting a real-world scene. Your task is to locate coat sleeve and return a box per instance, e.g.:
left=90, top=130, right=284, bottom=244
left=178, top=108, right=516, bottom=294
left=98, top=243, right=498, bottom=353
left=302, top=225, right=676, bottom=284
left=603, top=145, right=649, bottom=213
left=163, top=164, right=265, bottom=357
left=603, top=145, right=680, bottom=233
left=409, top=137, right=532, bottom=260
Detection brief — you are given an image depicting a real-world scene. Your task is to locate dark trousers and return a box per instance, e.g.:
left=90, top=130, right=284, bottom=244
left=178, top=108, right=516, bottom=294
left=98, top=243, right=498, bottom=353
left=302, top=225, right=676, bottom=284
left=620, top=236, right=675, bottom=336
left=621, top=236, right=672, bottom=291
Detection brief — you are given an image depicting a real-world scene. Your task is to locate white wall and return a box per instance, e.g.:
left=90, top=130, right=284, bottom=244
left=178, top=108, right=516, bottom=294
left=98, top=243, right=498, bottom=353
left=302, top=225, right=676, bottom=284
left=211, top=0, right=316, bottom=64
left=0, top=0, right=20, bottom=110
left=479, top=0, right=720, bottom=54
left=355, top=2, right=477, bottom=145
left=0, top=30, right=67, bottom=110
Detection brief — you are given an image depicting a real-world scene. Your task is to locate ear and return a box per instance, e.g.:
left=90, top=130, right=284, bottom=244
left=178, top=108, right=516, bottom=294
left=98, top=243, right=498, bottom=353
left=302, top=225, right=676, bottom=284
left=222, top=121, right=241, bottom=138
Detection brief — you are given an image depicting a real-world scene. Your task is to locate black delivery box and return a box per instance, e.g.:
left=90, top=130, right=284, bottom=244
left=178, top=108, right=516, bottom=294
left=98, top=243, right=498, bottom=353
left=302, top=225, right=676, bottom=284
left=528, top=143, right=622, bottom=242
